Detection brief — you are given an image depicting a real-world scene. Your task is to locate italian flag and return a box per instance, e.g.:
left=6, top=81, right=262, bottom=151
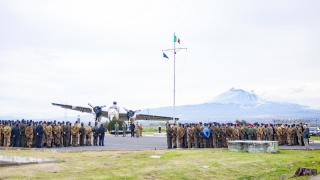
left=174, top=35, right=180, bottom=44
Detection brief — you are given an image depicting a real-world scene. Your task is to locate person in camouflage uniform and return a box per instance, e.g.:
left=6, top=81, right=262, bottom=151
left=139, top=124, right=143, bottom=137
left=19, top=120, right=26, bottom=147
left=177, top=123, right=185, bottom=148
left=172, top=123, right=178, bottom=148
left=3, top=122, right=11, bottom=147
left=193, top=123, right=200, bottom=148
left=71, top=121, right=80, bottom=146
left=296, top=124, right=303, bottom=146
left=79, top=123, right=86, bottom=146
left=187, top=124, right=193, bottom=149
left=54, top=122, right=62, bottom=147
left=287, top=125, right=294, bottom=145
left=25, top=123, right=33, bottom=148
left=92, top=122, right=99, bottom=146
left=247, top=125, right=253, bottom=140
left=226, top=123, right=233, bottom=145
left=45, top=122, right=53, bottom=148
left=85, top=122, right=92, bottom=146
left=240, top=124, right=245, bottom=140
left=134, top=122, right=140, bottom=138
left=166, top=123, right=173, bottom=149
left=42, top=121, right=47, bottom=147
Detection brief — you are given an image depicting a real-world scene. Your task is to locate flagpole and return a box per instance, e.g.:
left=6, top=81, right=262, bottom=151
left=173, top=32, right=176, bottom=124
left=162, top=33, right=186, bottom=123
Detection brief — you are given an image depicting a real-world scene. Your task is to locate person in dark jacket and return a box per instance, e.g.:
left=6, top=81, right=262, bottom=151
left=11, top=123, right=21, bottom=147
left=130, top=123, right=135, bottom=137
left=35, top=122, right=44, bottom=148
left=98, top=124, right=105, bottom=146
left=302, top=125, right=310, bottom=150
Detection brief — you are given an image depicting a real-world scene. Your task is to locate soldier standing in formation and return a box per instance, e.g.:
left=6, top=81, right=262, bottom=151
left=79, top=123, right=86, bottom=146
left=122, top=122, right=127, bottom=137
left=166, top=123, right=173, bottom=149
left=71, top=121, right=79, bottom=147
left=114, top=122, right=119, bottom=137
left=134, top=122, right=140, bottom=138
left=25, top=123, right=33, bottom=148
left=85, top=122, right=92, bottom=146
left=92, top=122, right=99, bottom=146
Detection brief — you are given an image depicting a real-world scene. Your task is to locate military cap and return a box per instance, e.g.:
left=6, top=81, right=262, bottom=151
left=199, top=122, right=202, bottom=124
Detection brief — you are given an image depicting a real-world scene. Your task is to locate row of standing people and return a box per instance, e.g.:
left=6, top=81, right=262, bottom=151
left=0, top=120, right=107, bottom=148
left=113, top=121, right=143, bottom=138
left=166, top=122, right=311, bottom=149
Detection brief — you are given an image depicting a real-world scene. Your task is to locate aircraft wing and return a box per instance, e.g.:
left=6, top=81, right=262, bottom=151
left=52, top=103, right=92, bottom=114
left=100, top=111, right=178, bottom=121
left=135, top=114, right=179, bottom=121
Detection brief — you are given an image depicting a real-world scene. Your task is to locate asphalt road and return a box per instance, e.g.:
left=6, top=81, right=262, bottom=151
left=50, top=134, right=320, bottom=151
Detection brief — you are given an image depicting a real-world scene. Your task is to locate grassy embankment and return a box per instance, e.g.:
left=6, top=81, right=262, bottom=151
left=0, top=149, right=319, bottom=180
left=310, top=136, right=320, bottom=141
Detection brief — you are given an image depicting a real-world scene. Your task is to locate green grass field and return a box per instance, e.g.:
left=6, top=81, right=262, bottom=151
left=0, top=149, right=319, bottom=180
left=310, top=136, right=320, bottom=141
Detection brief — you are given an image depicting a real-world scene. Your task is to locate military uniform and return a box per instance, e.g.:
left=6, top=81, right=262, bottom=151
left=54, top=124, right=62, bottom=147
left=139, top=124, right=143, bottom=137
left=172, top=124, right=177, bottom=147
left=42, top=122, right=47, bottom=147
left=166, top=125, right=173, bottom=148
left=122, top=123, right=127, bottom=137
left=187, top=125, right=193, bottom=149
left=19, top=121, right=26, bottom=147
left=134, top=123, right=140, bottom=138
left=193, top=124, right=200, bottom=148
left=92, top=124, right=99, bottom=145
left=177, top=125, right=185, bottom=148
left=287, top=126, right=294, bottom=145
left=79, top=124, right=86, bottom=146
left=3, top=124, right=11, bottom=147
left=114, top=123, right=119, bottom=137
left=85, top=124, right=92, bottom=145
left=45, top=123, right=53, bottom=148
left=297, top=125, right=302, bottom=146
left=25, top=124, right=33, bottom=148
left=71, top=123, right=80, bottom=146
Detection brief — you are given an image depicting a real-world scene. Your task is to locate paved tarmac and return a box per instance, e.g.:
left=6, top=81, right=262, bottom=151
left=48, top=134, right=320, bottom=151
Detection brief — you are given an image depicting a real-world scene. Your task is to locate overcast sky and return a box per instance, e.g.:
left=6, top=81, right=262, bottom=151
left=1, top=0, right=319, bottom=119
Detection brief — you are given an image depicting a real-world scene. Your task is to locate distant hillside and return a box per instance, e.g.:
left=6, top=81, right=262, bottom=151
left=140, top=88, right=320, bottom=122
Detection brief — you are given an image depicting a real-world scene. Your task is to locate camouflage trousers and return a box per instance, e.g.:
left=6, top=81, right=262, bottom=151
left=26, top=137, right=33, bottom=148
left=193, top=136, right=198, bottom=148
left=277, top=135, right=282, bottom=145
left=55, top=135, right=61, bottom=146
left=287, top=136, right=294, bottom=145
left=198, top=137, right=203, bottom=148
left=0, top=137, right=2, bottom=146
left=47, top=135, right=53, bottom=147
left=172, top=137, right=177, bottom=147
left=135, top=130, right=140, bottom=137
left=4, top=137, right=10, bottom=147
left=213, top=137, right=218, bottom=148
left=274, top=135, right=278, bottom=141
left=187, top=137, right=193, bottom=149
left=86, top=135, right=91, bottom=146
left=72, top=135, right=79, bottom=146
left=298, top=136, right=302, bottom=146
left=42, top=133, right=47, bottom=147
left=177, top=137, right=183, bottom=148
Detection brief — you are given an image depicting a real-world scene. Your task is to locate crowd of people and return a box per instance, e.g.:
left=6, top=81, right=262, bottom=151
left=0, top=119, right=112, bottom=148
left=165, top=122, right=311, bottom=150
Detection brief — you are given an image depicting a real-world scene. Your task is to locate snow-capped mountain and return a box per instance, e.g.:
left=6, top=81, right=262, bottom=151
left=140, top=88, right=320, bottom=122
left=207, top=88, right=261, bottom=104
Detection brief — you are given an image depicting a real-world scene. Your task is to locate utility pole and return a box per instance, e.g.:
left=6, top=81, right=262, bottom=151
left=162, top=32, right=187, bottom=124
